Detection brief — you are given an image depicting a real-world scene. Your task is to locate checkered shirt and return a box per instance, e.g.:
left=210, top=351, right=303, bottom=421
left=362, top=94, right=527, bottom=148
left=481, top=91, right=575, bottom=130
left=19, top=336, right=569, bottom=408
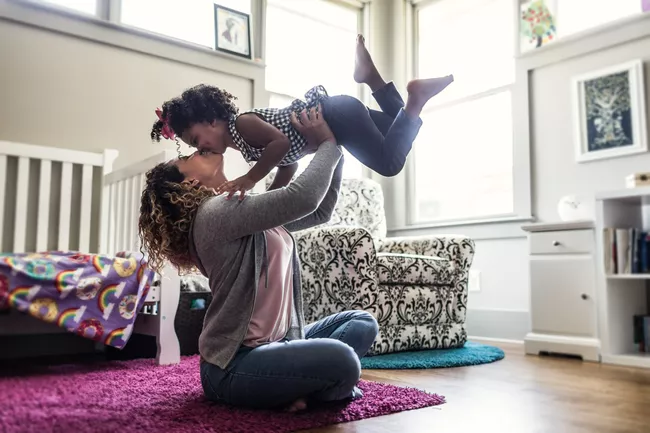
left=228, top=85, right=329, bottom=166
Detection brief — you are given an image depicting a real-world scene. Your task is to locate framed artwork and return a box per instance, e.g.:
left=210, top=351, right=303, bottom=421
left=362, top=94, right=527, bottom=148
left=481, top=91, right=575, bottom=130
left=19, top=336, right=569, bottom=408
left=643, top=0, right=650, bottom=12
left=520, top=0, right=557, bottom=53
left=572, top=60, right=647, bottom=163
left=214, top=4, right=251, bottom=59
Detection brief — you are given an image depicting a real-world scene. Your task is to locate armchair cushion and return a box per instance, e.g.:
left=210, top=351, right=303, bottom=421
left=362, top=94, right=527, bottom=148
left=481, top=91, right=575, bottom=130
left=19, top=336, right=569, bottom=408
left=376, top=253, right=455, bottom=285
left=294, top=226, right=378, bottom=324
left=380, top=235, right=475, bottom=274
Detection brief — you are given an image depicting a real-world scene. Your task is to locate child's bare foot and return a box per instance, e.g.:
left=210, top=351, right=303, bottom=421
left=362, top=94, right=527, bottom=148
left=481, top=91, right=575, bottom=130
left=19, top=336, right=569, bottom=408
left=285, top=398, right=307, bottom=413
left=404, top=75, right=454, bottom=119
left=353, top=34, right=386, bottom=92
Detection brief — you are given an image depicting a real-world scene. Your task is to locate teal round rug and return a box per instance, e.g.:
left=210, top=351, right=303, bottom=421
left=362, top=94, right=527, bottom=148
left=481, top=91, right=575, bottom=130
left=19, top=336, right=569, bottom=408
left=360, top=342, right=505, bottom=369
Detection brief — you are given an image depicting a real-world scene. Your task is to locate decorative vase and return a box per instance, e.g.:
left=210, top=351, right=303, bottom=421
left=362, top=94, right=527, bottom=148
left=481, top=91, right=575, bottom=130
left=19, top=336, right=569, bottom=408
left=557, top=195, right=590, bottom=222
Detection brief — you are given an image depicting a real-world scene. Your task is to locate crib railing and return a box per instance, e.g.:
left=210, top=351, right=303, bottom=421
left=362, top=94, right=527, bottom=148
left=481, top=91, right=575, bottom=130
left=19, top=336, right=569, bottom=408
left=102, top=150, right=176, bottom=256
left=0, top=141, right=116, bottom=254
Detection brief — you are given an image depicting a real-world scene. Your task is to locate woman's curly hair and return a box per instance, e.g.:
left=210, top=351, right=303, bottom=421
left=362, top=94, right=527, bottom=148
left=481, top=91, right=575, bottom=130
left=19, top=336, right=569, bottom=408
left=151, top=84, right=239, bottom=142
left=138, top=162, right=215, bottom=274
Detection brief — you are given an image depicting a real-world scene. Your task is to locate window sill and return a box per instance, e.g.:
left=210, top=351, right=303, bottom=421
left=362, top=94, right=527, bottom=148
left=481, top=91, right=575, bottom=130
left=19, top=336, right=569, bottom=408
left=1, top=0, right=266, bottom=74
left=388, top=215, right=536, bottom=241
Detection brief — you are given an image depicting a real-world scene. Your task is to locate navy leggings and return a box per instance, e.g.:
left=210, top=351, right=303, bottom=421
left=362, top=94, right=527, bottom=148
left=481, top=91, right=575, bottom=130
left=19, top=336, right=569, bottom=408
left=200, top=310, right=379, bottom=410
left=321, top=82, right=422, bottom=177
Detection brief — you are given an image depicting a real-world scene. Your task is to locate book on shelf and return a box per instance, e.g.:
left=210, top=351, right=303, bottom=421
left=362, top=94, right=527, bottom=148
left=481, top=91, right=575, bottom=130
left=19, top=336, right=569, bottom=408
left=604, top=228, right=650, bottom=274
left=633, top=315, right=650, bottom=353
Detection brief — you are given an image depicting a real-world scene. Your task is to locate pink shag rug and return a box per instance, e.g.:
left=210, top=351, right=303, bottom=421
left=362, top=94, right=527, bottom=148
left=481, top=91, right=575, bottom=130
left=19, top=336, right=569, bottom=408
left=0, top=355, right=444, bottom=433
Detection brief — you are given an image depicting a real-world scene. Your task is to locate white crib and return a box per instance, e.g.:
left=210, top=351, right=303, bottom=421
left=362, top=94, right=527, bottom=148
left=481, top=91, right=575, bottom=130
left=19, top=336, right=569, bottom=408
left=0, top=141, right=182, bottom=365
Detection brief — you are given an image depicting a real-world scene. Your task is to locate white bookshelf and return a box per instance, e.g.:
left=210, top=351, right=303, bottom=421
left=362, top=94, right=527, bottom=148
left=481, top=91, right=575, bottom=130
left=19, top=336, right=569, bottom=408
left=607, top=274, right=650, bottom=280
left=595, top=187, right=650, bottom=369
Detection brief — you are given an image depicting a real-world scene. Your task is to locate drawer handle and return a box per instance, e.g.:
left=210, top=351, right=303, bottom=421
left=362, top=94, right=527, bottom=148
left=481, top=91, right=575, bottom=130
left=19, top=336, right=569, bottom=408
left=581, top=293, right=589, bottom=300
left=552, top=241, right=561, bottom=246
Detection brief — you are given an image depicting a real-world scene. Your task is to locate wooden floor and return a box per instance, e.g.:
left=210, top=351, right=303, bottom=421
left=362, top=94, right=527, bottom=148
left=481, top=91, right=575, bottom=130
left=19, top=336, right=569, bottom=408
left=306, top=342, right=650, bottom=433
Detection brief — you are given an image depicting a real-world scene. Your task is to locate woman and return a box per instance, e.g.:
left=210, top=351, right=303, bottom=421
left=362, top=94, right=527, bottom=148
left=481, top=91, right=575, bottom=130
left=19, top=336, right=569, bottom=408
left=139, top=108, right=379, bottom=411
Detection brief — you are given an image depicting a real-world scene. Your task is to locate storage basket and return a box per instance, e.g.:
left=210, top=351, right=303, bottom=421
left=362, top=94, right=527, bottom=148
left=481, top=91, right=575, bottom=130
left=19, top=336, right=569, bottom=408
left=174, top=291, right=213, bottom=356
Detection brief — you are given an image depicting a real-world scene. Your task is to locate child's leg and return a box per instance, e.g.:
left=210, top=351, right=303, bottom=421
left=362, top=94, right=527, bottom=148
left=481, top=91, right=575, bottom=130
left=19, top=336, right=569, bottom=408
left=322, top=95, right=417, bottom=177
left=352, top=35, right=453, bottom=142
left=354, top=34, right=402, bottom=136
left=354, top=35, right=404, bottom=122
left=323, top=72, right=452, bottom=178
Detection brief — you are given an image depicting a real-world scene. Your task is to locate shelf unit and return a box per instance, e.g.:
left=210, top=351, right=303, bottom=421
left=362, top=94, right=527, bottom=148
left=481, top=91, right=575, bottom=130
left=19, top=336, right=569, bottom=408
left=522, top=220, right=600, bottom=361
left=595, top=187, right=650, bottom=369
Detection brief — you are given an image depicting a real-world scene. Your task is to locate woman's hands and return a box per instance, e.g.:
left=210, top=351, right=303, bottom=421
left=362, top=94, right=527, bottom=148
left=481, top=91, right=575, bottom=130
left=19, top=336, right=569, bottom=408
left=290, top=104, right=336, bottom=154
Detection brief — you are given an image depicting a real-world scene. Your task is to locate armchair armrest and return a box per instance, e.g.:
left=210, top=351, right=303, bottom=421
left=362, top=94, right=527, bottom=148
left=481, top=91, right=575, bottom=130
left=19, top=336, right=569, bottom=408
left=380, top=235, right=475, bottom=274
left=294, top=226, right=379, bottom=324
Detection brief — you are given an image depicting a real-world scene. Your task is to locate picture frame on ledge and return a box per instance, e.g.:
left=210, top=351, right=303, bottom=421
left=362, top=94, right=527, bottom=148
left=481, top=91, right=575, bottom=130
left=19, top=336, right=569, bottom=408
left=572, top=59, right=647, bottom=163
left=214, top=4, right=251, bottom=59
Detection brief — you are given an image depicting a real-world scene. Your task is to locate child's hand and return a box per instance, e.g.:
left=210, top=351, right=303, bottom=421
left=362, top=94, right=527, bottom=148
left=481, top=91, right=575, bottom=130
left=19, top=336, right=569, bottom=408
left=215, top=175, right=256, bottom=201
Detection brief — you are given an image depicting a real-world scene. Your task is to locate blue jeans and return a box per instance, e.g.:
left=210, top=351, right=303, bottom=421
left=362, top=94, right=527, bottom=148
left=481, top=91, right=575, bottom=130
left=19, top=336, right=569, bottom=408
left=200, top=310, right=379, bottom=409
left=322, top=81, right=423, bottom=177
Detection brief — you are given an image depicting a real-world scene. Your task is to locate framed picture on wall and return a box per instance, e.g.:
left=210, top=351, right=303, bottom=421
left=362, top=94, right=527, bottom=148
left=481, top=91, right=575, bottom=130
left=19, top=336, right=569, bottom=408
left=572, top=59, right=647, bottom=163
left=519, top=0, right=557, bottom=54
left=214, top=4, right=251, bottom=59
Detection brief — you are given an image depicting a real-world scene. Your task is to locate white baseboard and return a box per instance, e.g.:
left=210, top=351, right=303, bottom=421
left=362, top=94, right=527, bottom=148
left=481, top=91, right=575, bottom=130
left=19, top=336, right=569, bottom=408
left=466, top=309, right=530, bottom=341
left=524, top=332, right=601, bottom=362
left=468, top=336, right=524, bottom=345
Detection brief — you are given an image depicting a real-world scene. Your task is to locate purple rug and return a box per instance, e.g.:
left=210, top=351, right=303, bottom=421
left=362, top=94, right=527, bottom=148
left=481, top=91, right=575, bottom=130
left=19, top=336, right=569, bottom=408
left=0, top=356, right=444, bottom=433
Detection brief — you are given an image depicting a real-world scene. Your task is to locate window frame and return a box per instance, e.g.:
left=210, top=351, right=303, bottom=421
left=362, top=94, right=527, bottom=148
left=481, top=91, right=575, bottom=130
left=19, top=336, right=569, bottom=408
left=401, top=0, right=532, bottom=230
left=14, top=0, right=261, bottom=63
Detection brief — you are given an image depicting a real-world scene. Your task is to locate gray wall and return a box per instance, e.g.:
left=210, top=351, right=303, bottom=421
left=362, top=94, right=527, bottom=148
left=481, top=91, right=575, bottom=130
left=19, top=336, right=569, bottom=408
left=0, top=2, right=261, bottom=174
left=531, top=36, right=650, bottom=222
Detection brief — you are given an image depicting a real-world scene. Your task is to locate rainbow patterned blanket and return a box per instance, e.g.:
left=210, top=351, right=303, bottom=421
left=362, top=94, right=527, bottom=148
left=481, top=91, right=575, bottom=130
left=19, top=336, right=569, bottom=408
left=0, top=251, right=154, bottom=349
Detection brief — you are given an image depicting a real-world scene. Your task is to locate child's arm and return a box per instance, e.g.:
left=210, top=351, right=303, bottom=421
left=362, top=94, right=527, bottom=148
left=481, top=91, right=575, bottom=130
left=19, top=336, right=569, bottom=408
left=268, top=163, right=299, bottom=191
left=215, top=113, right=291, bottom=200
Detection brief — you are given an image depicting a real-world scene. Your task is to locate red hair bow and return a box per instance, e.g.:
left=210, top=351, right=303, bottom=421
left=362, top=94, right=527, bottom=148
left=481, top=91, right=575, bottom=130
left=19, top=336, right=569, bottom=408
left=155, top=108, right=176, bottom=141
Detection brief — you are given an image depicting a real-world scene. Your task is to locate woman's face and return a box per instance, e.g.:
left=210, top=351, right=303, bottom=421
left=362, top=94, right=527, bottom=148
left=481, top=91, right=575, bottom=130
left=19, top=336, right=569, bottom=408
left=181, top=120, right=229, bottom=155
left=175, top=150, right=225, bottom=189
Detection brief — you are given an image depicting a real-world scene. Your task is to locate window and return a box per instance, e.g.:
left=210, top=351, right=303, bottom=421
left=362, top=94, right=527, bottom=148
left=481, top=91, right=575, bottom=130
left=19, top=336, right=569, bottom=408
left=120, top=0, right=250, bottom=49
left=30, top=0, right=97, bottom=15
left=412, top=0, right=515, bottom=223
left=265, top=0, right=364, bottom=179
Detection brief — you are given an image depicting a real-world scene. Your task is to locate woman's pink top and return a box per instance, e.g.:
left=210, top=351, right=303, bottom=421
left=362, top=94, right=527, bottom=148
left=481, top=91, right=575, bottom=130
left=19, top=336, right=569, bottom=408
left=242, top=227, right=294, bottom=347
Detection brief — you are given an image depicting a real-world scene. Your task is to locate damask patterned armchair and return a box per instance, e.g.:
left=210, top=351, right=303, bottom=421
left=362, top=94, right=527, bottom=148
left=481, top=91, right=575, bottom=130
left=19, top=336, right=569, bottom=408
left=293, top=178, right=476, bottom=356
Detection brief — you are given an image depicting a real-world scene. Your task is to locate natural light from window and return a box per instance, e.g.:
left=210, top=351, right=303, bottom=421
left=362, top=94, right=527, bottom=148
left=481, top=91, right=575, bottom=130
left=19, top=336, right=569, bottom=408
left=413, top=0, right=515, bottom=223
left=418, top=0, right=515, bottom=105
left=33, top=0, right=97, bottom=15
left=120, top=0, right=250, bottom=49
left=265, top=0, right=363, bottom=179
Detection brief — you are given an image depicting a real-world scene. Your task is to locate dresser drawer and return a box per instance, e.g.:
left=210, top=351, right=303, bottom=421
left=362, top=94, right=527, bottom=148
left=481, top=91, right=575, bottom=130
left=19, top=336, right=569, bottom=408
left=529, top=229, right=594, bottom=255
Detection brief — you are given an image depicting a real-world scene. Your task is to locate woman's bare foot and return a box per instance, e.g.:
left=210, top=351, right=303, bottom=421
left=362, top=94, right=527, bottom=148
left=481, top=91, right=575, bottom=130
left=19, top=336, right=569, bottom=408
left=353, top=34, right=386, bottom=92
left=404, top=75, right=454, bottom=119
left=285, top=398, right=308, bottom=413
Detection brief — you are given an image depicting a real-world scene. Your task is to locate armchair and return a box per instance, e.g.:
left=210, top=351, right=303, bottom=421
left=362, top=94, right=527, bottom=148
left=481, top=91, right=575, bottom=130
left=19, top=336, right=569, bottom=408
left=293, top=178, right=475, bottom=355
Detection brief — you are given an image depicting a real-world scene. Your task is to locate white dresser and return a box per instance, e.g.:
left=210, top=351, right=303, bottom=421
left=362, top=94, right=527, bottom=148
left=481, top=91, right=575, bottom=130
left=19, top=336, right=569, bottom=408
left=522, top=221, right=600, bottom=362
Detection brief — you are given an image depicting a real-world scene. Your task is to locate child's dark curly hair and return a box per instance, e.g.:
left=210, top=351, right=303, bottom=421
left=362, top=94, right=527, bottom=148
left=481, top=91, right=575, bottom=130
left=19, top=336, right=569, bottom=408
left=151, top=84, right=239, bottom=142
